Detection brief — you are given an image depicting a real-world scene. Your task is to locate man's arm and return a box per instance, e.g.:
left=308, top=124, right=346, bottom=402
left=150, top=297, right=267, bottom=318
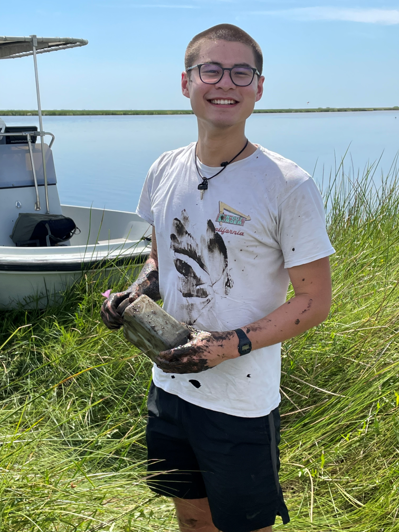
left=154, top=257, right=332, bottom=373
left=243, top=256, right=332, bottom=350
left=101, top=226, right=160, bottom=329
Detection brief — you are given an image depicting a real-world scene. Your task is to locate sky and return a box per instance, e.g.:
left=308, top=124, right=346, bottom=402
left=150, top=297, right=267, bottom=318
left=1, top=0, right=398, bottom=110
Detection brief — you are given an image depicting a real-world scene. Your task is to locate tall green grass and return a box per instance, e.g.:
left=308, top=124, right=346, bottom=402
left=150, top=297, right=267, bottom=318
left=1, top=159, right=399, bottom=531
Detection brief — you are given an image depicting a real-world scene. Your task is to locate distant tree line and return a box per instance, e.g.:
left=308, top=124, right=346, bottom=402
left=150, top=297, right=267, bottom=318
left=0, top=107, right=398, bottom=116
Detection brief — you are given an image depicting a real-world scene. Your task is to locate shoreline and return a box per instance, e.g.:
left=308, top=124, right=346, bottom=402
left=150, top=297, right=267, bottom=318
left=1, top=107, right=398, bottom=116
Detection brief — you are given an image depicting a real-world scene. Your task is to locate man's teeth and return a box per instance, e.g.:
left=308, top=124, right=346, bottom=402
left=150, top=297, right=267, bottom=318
left=210, top=99, right=236, bottom=105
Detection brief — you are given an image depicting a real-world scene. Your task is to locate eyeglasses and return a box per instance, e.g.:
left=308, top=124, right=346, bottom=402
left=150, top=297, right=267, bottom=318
left=186, top=63, right=260, bottom=87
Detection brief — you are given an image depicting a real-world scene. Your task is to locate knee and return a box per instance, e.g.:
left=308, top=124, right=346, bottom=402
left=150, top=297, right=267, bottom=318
left=174, top=497, right=218, bottom=531
left=177, top=516, right=202, bottom=529
left=177, top=515, right=218, bottom=531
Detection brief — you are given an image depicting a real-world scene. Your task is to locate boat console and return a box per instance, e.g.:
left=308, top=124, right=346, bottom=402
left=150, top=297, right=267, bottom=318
left=0, top=121, right=64, bottom=247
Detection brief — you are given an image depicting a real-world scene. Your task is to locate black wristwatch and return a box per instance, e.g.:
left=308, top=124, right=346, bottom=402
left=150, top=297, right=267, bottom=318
left=234, top=328, right=252, bottom=356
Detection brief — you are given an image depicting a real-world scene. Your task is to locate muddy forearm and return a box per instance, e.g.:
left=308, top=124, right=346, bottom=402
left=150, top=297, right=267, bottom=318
left=128, top=257, right=160, bottom=301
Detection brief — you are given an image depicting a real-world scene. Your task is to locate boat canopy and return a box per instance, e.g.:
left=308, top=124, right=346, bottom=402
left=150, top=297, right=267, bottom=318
left=0, top=36, right=88, bottom=60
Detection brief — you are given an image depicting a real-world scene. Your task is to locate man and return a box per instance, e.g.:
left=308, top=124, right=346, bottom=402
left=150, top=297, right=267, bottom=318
left=102, top=23, right=334, bottom=532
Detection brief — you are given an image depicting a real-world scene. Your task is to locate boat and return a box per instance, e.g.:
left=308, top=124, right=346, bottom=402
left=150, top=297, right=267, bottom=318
left=0, top=36, right=151, bottom=309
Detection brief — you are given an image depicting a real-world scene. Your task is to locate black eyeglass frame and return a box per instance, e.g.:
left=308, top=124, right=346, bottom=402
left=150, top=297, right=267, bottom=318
left=186, top=63, right=261, bottom=87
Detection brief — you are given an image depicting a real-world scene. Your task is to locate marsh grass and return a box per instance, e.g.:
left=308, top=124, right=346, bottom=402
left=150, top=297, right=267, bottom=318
left=1, top=107, right=398, bottom=116
left=1, top=160, right=399, bottom=531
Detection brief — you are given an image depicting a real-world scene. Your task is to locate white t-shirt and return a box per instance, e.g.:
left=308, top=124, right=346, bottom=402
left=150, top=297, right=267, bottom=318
left=136, top=143, right=335, bottom=417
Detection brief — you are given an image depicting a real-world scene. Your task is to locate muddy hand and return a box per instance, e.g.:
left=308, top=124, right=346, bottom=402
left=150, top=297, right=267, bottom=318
left=155, top=330, right=236, bottom=374
left=101, top=290, right=132, bottom=330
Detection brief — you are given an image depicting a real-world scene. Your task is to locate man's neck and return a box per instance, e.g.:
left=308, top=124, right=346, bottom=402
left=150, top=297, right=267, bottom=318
left=196, top=126, right=256, bottom=167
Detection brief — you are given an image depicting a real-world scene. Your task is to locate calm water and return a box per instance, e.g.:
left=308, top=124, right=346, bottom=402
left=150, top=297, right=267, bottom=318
left=5, top=112, right=399, bottom=212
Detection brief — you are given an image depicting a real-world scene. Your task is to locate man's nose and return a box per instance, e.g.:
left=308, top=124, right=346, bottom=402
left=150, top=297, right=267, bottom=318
left=215, top=69, right=235, bottom=89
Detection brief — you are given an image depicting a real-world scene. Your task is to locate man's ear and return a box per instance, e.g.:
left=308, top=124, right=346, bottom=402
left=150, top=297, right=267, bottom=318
left=181, top=72, right=190, bottom=99
left=255, top=75, right=265, bottom=103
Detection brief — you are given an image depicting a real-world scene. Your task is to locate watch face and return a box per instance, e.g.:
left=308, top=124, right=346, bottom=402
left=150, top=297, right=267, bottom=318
left=235, top=328, right=252, bottom=356
left=240, top=343, right=251, bottom=354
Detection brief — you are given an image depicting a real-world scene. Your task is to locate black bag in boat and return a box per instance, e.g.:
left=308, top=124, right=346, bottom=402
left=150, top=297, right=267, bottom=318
left=10, top=213, right=80, bottom=247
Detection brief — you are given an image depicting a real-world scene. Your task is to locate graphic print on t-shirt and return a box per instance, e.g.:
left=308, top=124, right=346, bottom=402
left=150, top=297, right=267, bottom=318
left=215, top=201, right=251, bottom=227
left=170, top=210, right=234, bottom=325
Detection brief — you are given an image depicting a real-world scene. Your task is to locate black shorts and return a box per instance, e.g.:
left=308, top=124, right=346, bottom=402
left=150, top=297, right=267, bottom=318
left=146, top=382, right=290, bottom=532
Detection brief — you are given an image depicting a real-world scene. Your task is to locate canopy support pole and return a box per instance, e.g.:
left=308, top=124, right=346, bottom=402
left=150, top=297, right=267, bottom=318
left=31, top=35, right=50, bottom=214
left=27, top=133, right=41, bottom=211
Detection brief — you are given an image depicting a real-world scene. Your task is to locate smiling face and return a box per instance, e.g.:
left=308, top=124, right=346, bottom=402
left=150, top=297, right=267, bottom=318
left=182, top=39, right=264, bottom=133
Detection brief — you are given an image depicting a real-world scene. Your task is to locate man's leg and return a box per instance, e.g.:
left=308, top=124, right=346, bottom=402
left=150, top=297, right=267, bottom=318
left=174, top=497, right=217, bottom=531
left=174, top=498, right=272, bottom=532
left=147, top=385, right=285, bottom=531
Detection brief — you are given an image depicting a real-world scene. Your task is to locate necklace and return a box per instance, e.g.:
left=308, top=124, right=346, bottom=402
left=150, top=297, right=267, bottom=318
left=195, top=139, right=249, bottom=200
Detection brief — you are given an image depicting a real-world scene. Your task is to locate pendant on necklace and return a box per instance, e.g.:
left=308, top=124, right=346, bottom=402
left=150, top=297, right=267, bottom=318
left=198, top=179, right=208, bottom=200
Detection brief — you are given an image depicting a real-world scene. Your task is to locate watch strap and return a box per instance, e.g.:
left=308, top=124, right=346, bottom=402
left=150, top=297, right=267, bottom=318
left=234, top=328, right=252, bottom=356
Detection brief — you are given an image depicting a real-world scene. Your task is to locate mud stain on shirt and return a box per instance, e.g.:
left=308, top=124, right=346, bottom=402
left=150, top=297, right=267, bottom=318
left=170, top=210, right=234, bottom=325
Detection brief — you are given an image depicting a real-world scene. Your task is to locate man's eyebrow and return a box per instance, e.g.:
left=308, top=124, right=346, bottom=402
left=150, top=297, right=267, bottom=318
left=233, top=63, right=253, bottom=68
left=207, top=61, right=254, bottom=68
